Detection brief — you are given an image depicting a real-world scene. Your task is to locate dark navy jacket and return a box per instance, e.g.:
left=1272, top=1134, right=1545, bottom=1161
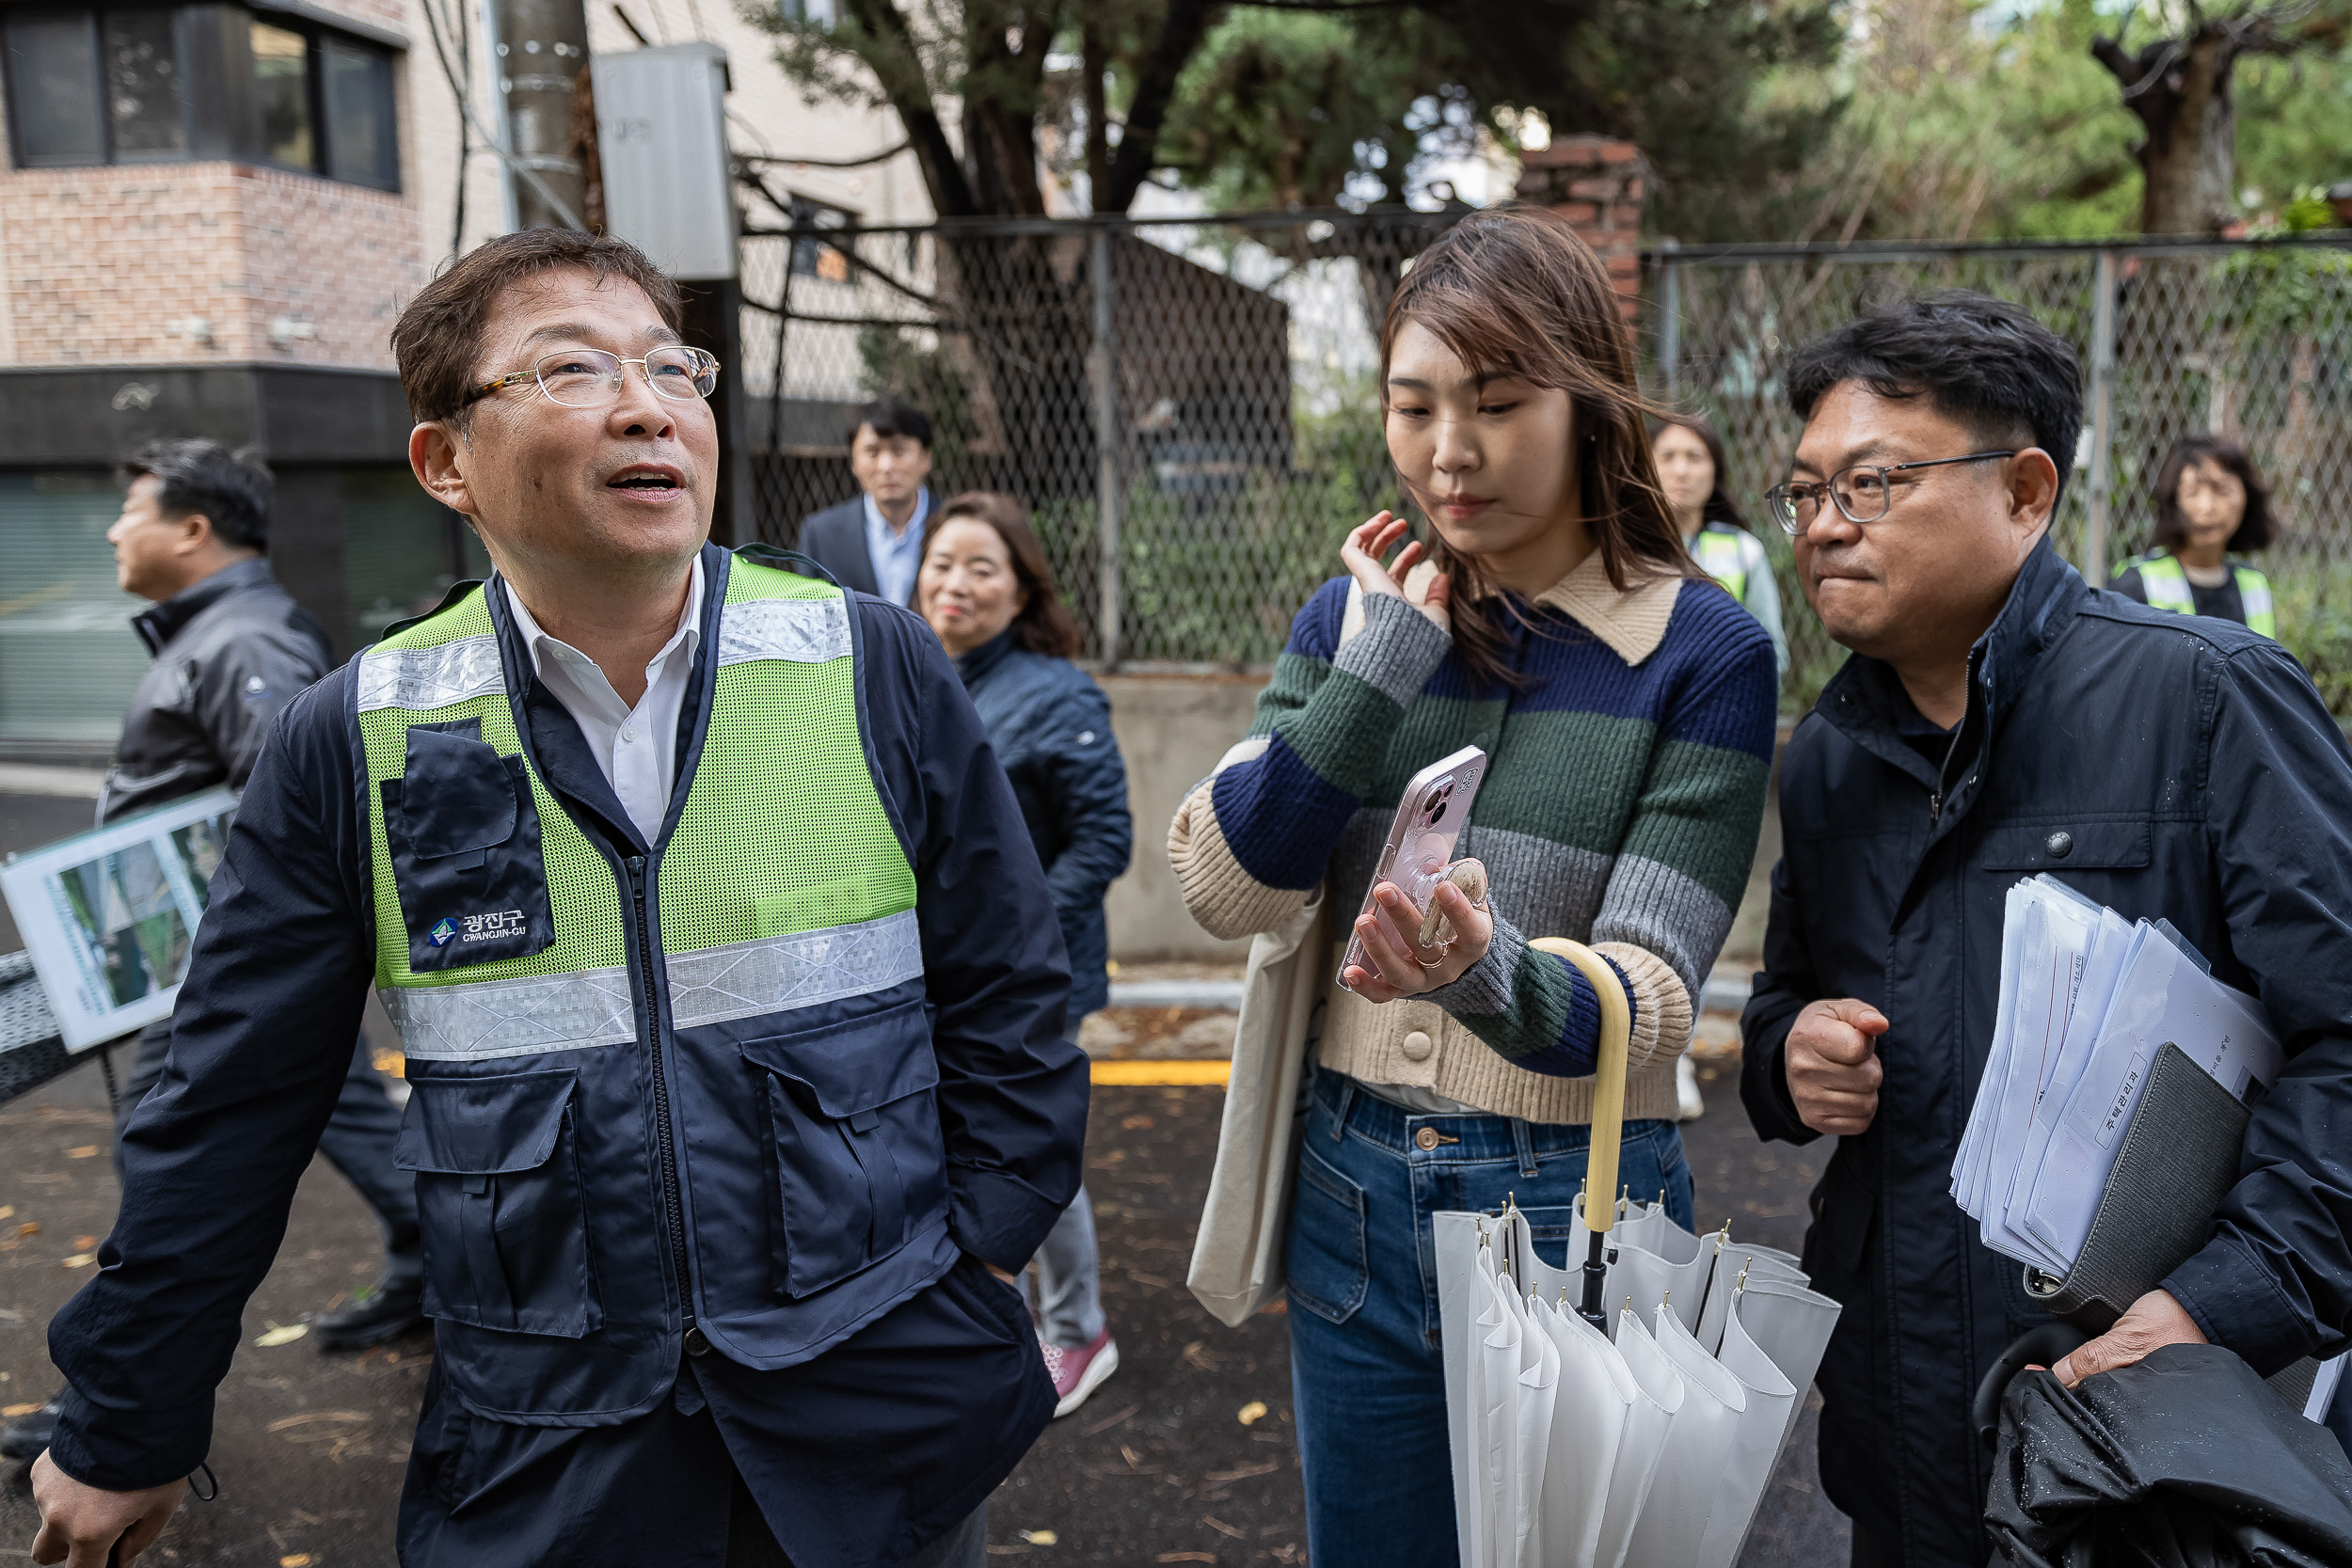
left=103, top=557, right=333, bottom=823
left=47, top=545, right=1089, bottom=1565
left=954, top=631, right=1132, bottom=1020
left=1742, top=536, right=2352, bottom=1565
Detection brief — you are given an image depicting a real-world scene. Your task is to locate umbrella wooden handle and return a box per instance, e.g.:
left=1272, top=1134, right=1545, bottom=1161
left=1531, top=938, right=1631, bottom=1238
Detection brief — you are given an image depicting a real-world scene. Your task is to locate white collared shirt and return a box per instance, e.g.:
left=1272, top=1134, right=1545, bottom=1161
left=503, top=559, right=703, bottom=844
left=862, top=485, right=930, bottom=606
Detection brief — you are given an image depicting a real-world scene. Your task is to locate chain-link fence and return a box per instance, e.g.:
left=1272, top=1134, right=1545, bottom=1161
left=738, top=210, right=1454, bottom=667
left=1652, top=234, right=2352, bottom=710
left=737, top=213, right=2352, bottom=707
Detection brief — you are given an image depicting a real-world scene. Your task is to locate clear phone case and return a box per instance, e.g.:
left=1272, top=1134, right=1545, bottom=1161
left=1337, top=745, right=1487, bottom=990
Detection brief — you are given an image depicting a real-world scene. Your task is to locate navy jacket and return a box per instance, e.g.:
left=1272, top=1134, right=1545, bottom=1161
left=1742, top=536, right=2352, bottom=1565
left=796, top=498, right=883, bottom=598
left=48, top=545, right=1088, bottom=1565
left=103, top=557, right=333, bottom=823
left=955, top=631, right=1132, bottom=1019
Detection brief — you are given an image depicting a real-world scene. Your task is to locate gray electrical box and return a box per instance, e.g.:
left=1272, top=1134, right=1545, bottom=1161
left=593, top=42, right=737, bottom=280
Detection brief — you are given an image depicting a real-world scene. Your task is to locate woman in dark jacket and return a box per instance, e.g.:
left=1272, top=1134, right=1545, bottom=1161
left=917, top=490, right=1132, bottom=1418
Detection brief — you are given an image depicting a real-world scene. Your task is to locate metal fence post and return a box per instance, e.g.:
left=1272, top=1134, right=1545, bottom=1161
left=2083, top=248, right=2119, bottom=582
left=1091, top=225, right=1122, bottom=669
left=1657, top=238, right=1681, bottom=398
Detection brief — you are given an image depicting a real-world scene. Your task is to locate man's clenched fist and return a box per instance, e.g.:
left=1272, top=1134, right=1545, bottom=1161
left=1786, top=998, right=1888, bottom=1137
left=29, top=1450, right=183, bottom=1567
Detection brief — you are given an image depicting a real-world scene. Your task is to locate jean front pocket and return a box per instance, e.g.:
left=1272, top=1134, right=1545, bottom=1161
left=739, top=997, right=948, bottom=1300
left=1285, top=1144, right=1369, bottom=1324
left=393, top=1068, right=601, bottom=1338
left=381, top=721, right=555, bottom=972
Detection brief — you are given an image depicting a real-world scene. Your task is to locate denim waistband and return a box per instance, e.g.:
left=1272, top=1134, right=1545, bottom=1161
left=1311, top=1066, right=1658, bottom=1163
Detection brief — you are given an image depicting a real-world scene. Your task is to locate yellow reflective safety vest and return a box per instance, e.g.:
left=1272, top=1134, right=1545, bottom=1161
left=1691, top=523, right=1750, bottom=603
left=2127, top=550, right=2276, bottom=638
left=357, top=547, right=951, bottom=1419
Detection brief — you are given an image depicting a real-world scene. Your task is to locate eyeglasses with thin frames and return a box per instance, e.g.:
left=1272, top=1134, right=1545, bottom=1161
left=463, top=346, right=722, bottom=410
left=1765, top=451, right=2016, bottom=536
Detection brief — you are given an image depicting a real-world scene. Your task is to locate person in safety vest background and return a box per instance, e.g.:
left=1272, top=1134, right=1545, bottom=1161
left=28, top=229, right=1089, bottom=1568
left=1654, top=414, right=1789, bottom=680
left=2108, top=434, right=2277, bottom=636
left=916, top=492, right=1132, bottom=1419
left=1651, top=411, right=1786, bottom=1122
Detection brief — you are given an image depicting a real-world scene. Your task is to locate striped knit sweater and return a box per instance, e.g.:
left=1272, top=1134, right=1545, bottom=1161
left=1170, top=547, right=1777, bottom=1124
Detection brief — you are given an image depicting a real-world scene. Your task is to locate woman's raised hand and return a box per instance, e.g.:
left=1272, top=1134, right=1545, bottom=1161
left=1341, top=512, right=1451, bottom=632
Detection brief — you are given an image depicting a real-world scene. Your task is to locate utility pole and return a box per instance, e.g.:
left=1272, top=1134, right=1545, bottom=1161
left=494, top=0, right=592, bottom=230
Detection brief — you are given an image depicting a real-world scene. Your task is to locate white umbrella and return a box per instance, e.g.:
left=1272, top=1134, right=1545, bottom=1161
left=1433, top=938, right=1843, bottom=1568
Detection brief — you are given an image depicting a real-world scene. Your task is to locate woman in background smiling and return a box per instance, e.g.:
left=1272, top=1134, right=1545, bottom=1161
left=918, top=491, right=1132, bottom=1419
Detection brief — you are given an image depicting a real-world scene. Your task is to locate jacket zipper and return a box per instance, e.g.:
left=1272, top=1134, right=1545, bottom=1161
left=625, top=853, right=697, bottom=1341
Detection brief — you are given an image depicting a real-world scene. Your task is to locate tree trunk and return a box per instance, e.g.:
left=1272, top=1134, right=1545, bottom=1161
left=2092, top=23, right=2246, bottom=236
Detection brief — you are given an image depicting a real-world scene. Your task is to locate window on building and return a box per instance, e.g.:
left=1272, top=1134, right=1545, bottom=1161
left=6, top=12, right=108, bottom=166
left=1, top=4, right=400, bottom=191
left=249, top=19, right=310, bottom=168
left=788, top=198, right=854, bottom=284
left=106, top=9, right=187, bottom=159
left=323, top=35, right=396, bottom=189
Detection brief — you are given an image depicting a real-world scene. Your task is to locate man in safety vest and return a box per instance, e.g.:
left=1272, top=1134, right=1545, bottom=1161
left=29, top=230, right=1089, bottom=1568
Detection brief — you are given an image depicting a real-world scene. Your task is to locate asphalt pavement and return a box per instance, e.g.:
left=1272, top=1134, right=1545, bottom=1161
left=1, top=1051, right=1845, bottom=1566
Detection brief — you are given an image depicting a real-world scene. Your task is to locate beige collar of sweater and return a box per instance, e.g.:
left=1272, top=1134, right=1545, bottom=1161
left=1339, top=550, right=1686, bottom=666
left=1531, top=548, right=1686, bottom=667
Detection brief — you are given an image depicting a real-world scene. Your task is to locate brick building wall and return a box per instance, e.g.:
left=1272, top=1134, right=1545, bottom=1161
left=1516, top=136, right=1647, bottom=322
left=0, top=165, right=423, bottom=372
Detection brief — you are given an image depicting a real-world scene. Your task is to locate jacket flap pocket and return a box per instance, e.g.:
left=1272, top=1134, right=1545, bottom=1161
left=395, top=1069, right=576, bottom=1174
left=1978, top=818, right=2151, bottom=872
left=739, top=998, right=938, bottom=1118
left=391, top=723, right=519, bottom=858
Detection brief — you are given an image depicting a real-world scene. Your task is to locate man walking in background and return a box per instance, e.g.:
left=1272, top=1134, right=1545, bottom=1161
left=795, top=396, right=935, bottom=603
left=1740, top=293, right=2352, bottom=1566
left=1, top=440, right=422, bottom=1465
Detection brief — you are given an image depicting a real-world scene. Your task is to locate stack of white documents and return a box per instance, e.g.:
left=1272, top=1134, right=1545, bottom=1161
left=1951, top=877, right=2284, bottom=1276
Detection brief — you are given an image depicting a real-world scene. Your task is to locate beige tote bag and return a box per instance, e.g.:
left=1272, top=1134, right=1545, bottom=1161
left=1185, top=884, right=1329, bottom=1327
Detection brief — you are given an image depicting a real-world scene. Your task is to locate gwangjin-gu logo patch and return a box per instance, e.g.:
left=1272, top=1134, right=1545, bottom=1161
left=428, top=917, right=459, bottom=947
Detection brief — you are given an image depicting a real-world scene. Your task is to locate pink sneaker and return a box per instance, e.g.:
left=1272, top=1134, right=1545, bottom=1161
left=1041, top=1328, right=1120, bottom=1418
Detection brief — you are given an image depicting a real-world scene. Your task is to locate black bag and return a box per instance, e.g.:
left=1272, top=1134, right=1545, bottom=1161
left=1986, top=1343, right=2352, bottom=1567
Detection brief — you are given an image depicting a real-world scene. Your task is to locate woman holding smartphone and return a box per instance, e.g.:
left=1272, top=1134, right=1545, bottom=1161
left=1169, top=208, right=1777, bottom=1560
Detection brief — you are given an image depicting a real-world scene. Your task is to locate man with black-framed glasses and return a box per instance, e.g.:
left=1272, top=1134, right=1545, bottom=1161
left=1738, top=291, right=2352, bottom=1567
left=29, top=229, right=1087, bottom=1568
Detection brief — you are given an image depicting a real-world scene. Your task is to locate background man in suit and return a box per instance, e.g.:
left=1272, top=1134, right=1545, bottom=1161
left=796, top=397, right=934, bottom=602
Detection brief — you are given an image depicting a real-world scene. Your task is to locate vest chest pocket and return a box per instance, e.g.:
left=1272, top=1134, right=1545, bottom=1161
left=380, top=721, right=555, bottom=972
left=392, top=1069, right=602, bottom=1338
left=738, top=997, right=948, bottom=1300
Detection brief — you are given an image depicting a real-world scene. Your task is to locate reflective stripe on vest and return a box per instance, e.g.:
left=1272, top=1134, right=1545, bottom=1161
left=357, top=558, right=919, bottom=1061
left=1692, top=528, right=1748, bottom=604
left=2129, top=552, right=2277, bottom=639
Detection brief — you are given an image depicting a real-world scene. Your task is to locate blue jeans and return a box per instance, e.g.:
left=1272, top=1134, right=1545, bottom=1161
left=1285, top=1067, right=1695, bottom=1567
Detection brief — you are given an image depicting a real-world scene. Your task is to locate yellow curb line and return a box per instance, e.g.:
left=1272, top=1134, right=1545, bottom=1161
left=1090, top=1059, right=1231, bottom=1086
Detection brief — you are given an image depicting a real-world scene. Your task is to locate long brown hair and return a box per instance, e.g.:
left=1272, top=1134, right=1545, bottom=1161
left=1382, top=207, right=1702, bottom=685
left=921, top=491, right=1085, bottom=658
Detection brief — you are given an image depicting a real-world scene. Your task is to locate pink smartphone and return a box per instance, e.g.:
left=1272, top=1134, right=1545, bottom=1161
left=1337, top=744, right=1488, bottom=990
